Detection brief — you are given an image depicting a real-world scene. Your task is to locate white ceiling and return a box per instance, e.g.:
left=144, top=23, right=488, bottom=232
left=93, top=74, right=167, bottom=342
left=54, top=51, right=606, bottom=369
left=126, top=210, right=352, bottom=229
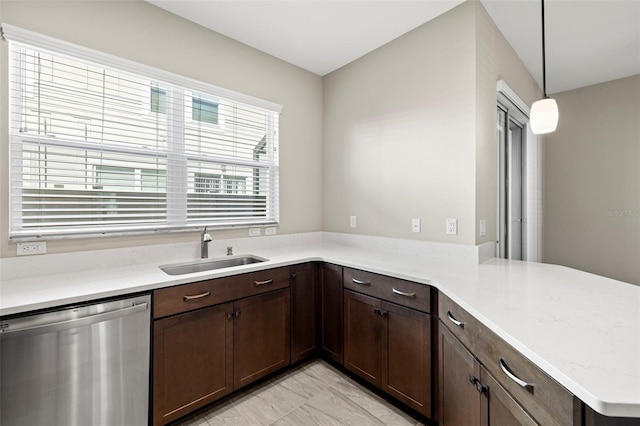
left=148, top=0, right=640, bottom=94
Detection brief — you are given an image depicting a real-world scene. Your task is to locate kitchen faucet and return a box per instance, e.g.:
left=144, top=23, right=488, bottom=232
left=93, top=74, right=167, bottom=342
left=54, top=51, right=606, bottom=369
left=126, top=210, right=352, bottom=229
left=201, top=227, right=212, bottom=258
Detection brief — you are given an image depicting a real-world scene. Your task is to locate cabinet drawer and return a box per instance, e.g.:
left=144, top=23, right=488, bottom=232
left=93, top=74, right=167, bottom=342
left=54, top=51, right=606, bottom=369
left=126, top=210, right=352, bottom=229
left=438, top=292, right=482, bottom=354
left=343, top=267, right=431, bottom=313
left=153, top=267, right=290, bottom=319
left=477, top=324, right=575, bottom=426
left=439, top=292, right=575, bottom=426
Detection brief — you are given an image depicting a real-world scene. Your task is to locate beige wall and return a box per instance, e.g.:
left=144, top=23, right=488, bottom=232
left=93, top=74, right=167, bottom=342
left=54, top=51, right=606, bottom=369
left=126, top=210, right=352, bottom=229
left=323, top=2, right=477, bottom=244
left=0, top=0, right=324, bottom=258
left=323, top=1, right=539, bottom=245
left=544, top=75, right=640, bottom=285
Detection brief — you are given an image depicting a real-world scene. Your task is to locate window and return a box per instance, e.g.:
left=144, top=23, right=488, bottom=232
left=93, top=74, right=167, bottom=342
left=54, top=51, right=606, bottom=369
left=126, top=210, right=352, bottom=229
left=150, top=84, right=167, bottom=114
left=4, top=24, right=281, bottom=239
left=191, top=95, right=219, bottom=125
left=150, top=86, right=221, bottom=127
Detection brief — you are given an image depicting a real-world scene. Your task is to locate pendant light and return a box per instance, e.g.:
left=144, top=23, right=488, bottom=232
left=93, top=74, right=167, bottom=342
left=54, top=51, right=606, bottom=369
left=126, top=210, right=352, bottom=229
left=530, top=0, right=559, bottom=134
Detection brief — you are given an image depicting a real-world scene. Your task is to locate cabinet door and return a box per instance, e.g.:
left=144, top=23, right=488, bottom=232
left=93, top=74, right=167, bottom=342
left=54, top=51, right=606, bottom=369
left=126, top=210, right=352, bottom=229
left=344, top=289, right=383, bottom=387
left=382, top=301, right=432, bottom=417
left=439, top=322, right=482, bottom=426
left=319, top=263, right=344, bottom=365
left=234, top=288, right=291, bottom=389
left=153, top=302, right=234, bottom=426
left=480, top=366, right=538, bottom=426
left=291, top=263, right=318, bottom=363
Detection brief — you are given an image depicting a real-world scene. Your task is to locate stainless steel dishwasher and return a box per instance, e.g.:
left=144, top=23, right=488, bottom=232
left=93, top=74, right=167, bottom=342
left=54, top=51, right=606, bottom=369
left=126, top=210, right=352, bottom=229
left=0, top=294, right=151, bottom=426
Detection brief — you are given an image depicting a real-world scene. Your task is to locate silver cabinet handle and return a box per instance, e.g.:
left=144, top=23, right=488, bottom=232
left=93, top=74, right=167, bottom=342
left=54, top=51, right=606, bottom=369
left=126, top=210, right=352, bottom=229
left=499, top=358, right=534, bottom=392
left=392, top=288, right=416, bottom=298
left=183, top=291, right=211, bottom=301
left=446, top=310, right=464, bottom=328
left=254, top=279, right=274, bottom=287
left=352, top=278, right=371, bottom=286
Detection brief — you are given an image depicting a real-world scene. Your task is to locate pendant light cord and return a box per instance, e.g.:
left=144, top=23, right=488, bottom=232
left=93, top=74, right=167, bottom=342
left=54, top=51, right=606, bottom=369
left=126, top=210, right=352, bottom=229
left=541, top=0, right=548, bottom=98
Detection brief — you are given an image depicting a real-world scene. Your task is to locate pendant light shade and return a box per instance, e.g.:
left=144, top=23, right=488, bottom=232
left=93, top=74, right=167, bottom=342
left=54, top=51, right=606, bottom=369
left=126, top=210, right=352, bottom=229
left=530, top=97, right=558, bottom=134
left=530, top=0, right=558, bottom=135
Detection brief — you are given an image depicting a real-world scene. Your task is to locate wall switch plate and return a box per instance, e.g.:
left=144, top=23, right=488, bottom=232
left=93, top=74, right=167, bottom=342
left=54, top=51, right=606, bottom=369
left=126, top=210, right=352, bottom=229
left=350, top=216, right=357, bottom=228
left=249, top=228, right=261, bottom=237
left=446, top=218, right=458, bottom=235
left=479, top=219, right=487, bottom=236
left=17, top=241, right=46, bottom=256
left=265, top=227, right=277, bottom=235
left=411, top=218, right=421, bottom=233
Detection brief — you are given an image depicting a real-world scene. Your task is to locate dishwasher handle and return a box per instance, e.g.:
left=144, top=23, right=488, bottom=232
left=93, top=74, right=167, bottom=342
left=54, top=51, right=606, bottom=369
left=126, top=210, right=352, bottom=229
left=0, top=302, right=149, bottom=340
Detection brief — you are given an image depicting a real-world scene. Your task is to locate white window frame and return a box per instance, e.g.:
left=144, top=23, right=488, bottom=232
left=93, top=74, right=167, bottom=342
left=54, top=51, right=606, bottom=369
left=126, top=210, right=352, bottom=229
left=3, top=24, right=282, bottom=240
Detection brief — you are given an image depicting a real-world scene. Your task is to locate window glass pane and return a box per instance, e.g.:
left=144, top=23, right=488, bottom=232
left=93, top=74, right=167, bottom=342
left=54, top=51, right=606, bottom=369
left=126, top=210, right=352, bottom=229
left=150, top=84, right=167, bottom=114
left=192, top=95, right=218, bottom=125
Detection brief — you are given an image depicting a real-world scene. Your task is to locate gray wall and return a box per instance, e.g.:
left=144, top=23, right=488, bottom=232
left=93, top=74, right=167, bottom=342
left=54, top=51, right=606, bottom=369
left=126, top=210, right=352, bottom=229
left=0, top=0, right=324, bottom=258
left=323, top=1, right=539, bottom=245
left=544, top=75, right=640, bottom=285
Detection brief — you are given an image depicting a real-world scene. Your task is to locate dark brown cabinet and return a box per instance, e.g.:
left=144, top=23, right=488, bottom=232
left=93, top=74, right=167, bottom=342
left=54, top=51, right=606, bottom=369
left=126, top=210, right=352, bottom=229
left=439, top=323, right=536, bottom=426
left=438, top=322, right=481, bottom=426
left=319, top=263, right=343, bottom=365
left=234, top=288, right=291, bottom=389
left=344, top=289, right=432, bottom=417
left=153, top=302, right=234, bottom=426
left=152, top=267, right=291, bottom=426
left=344, top=290, right=382, bottom=385
left=290, top=263, right=318, bottom=363
left=383, top=299, right=432, bottom=417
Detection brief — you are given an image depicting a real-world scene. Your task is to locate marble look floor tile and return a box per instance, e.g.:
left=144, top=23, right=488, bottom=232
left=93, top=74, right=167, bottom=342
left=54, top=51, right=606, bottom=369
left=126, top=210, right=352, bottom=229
left=270, top=366, right=333, bottom=401
left=302, top=386, right=387, bottom=426
left=270, top=401, right=347, bottom=426
left=231, top=380, right=307, bottom=425
left=179, top=359, right=424, bottom=426
left=203, top=400, right=257, bottom=426
left=299, top=359, right=350, bottom=388
left=334, top=379, right=419, bottom=426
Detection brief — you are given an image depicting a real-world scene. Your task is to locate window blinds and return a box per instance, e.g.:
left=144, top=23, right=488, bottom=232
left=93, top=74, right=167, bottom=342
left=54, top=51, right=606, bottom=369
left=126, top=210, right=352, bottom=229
left=3, top=24, right=281, bottom=239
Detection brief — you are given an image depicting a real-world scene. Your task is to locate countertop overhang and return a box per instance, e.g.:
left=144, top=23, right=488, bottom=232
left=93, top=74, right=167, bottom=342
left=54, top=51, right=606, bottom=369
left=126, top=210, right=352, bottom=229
left=1, top=241, right=638, bottom=418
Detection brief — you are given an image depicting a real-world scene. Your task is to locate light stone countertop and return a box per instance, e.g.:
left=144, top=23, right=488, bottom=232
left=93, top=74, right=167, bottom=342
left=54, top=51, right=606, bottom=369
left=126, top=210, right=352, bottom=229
left=1, top=238, right=638, bottom=419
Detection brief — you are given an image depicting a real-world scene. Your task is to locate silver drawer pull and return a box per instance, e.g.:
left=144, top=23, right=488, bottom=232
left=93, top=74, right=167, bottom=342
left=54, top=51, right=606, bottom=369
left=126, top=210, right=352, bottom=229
left=392, top=288, right=416, bottom=298
left=446, top=311, right=464, bottom=328
left=352, top=278, right=371, bottom=286
left=499, top=358, right=534, bottom=392
left=183, top=291, right=211, bottom=301
left=254, top=279, right=274, bottom=287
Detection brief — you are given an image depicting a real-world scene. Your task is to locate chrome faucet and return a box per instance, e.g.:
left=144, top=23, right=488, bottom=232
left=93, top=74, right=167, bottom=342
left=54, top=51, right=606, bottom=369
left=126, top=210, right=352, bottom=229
left=201, top=227, right=212, bottom=258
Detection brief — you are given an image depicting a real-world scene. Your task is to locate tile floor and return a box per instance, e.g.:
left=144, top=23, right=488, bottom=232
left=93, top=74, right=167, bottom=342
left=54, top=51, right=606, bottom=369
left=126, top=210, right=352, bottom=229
left=176, top=359, right=427, bottom=426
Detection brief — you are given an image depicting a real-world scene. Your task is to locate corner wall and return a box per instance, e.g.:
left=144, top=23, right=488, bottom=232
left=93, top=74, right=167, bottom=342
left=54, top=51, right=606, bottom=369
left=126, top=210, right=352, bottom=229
left=323, top=1, right=477, bottom=245
left=322, top=1, right=540, bottom=247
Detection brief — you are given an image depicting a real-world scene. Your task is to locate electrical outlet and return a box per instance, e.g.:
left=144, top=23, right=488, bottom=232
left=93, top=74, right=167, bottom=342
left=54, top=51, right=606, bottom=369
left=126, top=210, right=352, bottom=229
left=479, top=219, right=487, bottom=236
left=248, top=228, right=261, bottom=237
left=446, top=218, right=458, bottom=235
left=265, top=227, right=276, bottom=235
left=17, top=241, right=46, bottom=256
left=350, top=216, right=357, bottom=228
left=411, top=218, right=421, bottom=233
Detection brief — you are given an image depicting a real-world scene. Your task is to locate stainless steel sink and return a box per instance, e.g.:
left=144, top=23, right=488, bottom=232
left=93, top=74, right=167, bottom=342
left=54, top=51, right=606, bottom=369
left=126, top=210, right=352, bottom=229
left=160, top=255, right=267, bottom=275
